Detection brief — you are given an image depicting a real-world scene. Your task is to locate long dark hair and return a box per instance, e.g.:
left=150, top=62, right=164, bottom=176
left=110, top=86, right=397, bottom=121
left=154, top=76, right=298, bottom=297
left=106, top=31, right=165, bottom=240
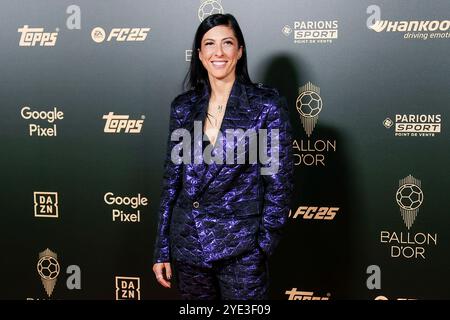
left=183, top=13, right=253, bottom=93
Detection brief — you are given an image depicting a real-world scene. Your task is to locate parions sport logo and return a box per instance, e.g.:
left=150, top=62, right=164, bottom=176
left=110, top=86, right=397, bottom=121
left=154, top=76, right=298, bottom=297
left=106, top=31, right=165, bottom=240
left=282, top=20, right=338, bottom=44
left=292, top=82, right=336, bottom=166
left=379, top=175, right=438, bottom=260
left=367, top=5, right=450, bottom=40
left=383, top=114, right=441, bottom=137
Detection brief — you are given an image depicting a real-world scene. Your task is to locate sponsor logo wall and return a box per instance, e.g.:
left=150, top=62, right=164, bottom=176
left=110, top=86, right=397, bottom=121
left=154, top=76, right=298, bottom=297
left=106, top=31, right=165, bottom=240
left=1, top=0, right=449, bottom=299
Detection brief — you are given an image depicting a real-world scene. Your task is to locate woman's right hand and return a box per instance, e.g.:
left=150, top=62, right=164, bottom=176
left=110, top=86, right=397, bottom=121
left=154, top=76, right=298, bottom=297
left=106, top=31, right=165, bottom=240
left=152, top=262, right=172, bottom=288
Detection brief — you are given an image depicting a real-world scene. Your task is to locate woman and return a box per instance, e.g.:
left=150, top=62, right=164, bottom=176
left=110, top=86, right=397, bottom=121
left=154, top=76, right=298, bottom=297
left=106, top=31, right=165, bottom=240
left=152, top=13, right=294, bottom=300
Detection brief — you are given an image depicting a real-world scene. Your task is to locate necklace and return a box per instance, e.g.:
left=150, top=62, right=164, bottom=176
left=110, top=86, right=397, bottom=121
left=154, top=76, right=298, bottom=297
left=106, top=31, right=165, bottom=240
left=206, top=103, right=225, bottom=127
left=209, top=102, right=224, bottom=114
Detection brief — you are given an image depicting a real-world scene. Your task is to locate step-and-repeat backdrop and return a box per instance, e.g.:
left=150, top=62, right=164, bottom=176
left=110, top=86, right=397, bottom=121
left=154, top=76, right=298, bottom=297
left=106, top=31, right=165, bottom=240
left=1, top=0, right=449, bottom=300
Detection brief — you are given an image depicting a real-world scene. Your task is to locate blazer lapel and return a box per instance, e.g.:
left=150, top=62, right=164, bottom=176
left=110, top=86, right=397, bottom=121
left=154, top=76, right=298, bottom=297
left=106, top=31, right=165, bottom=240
left=186, top=79, right=257, bottom=199
left=198, top=80, right=252, bottom=196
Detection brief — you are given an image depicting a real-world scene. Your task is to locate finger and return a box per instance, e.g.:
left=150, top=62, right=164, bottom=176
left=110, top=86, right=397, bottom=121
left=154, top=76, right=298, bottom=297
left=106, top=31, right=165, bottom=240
left=153, top=264, right=162, bottom=277
left=154, top=264, right=171, bottom=288
left=156, top=274, right=171, bottom=288
left=164, top=263, right=172, bottom=280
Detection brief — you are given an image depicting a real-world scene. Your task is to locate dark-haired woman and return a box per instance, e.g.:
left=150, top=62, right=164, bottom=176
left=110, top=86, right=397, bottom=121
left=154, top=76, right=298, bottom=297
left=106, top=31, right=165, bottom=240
left=152, top=13, right=294, bottom=300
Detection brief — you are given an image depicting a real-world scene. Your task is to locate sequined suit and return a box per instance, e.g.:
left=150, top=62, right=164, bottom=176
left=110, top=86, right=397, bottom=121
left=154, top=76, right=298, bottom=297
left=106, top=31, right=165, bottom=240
left=153, top=79, right=294, bottom=299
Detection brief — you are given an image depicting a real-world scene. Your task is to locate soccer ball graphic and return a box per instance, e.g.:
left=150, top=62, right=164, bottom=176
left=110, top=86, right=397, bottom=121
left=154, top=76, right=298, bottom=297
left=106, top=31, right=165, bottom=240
left=37, top=256, right=60, bottom=280
left=282, top=25, right=292, bottom=36
left=296, top=91, right=323, bottom=118
left=396, top=184, right=423, bottom=210
left=198, top=0, right=223, bottom=21
left=383, top=118, right=393, bottom=128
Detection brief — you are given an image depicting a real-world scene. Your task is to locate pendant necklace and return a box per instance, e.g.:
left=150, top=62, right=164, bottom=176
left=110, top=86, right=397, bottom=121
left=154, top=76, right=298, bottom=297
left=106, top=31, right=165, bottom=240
left=206, top=103, right=224, bottom=127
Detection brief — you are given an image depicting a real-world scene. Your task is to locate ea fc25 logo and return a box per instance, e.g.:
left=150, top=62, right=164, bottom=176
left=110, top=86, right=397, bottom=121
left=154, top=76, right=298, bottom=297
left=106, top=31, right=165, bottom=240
left=34, top=192, right=58, bottom=218
left=289, top=206, right=339, bottom=220
left=198, top=0, right=224, bottom=22
left=37, top=249, right=60, bottom=298
left=91, top=27, right=150, bottom=43
left=115, top=276, right=140, bottom=300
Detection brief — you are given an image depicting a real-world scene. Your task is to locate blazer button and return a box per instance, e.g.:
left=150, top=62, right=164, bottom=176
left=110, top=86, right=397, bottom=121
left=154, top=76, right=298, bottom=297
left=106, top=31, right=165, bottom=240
left=193, top=201, right=199, bottom=208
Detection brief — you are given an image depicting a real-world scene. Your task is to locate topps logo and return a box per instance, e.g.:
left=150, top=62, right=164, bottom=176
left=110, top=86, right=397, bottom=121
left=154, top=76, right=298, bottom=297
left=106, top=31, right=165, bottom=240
left=103, top=112, right=144, bottom=133
left=18, top=25, right=58, bottom=46
left=285, top=288, right=330, bottom=300
left=289, top=206, right=339, bottom=220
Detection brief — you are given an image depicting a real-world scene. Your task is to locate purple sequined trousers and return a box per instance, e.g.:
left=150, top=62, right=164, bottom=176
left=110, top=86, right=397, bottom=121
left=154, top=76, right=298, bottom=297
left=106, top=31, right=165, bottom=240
left=153, top=79, right=294, bottom=298
left=174, top=246, right=269, bottom=300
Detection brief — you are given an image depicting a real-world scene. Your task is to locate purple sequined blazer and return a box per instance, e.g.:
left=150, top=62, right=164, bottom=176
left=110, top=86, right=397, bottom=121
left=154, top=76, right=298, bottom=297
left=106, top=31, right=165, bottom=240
left=153, top=79, right=294, bottom=268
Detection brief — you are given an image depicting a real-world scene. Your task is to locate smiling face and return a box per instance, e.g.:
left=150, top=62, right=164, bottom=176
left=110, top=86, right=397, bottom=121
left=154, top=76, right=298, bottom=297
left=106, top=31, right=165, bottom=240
left=198, top=25, right=243, bottom=82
